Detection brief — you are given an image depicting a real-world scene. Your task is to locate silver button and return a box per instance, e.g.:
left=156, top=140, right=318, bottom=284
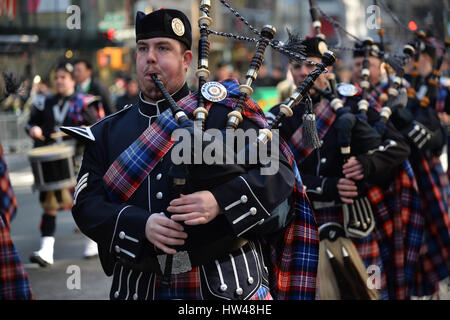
left=114, top=291, right=119, bottom=298
left=250, top=207, right=257, bottom=216
left=119, top=231, right=125, bottom=239
left=248, top=277, right=254, bottom=285
left=258, top=219, right=265, bottom=225
left=241, top=195, right=248, bottom=203
left=220, top=284, right=228, bottom=292
left=115, top=245, right=120, bottom=253
left=320, top=157, right=327, bottom=164
left=156, top=173, right=162, bottom=181
left=156, top=192, right=163, bottom=199
left=133, top=293, right=138, bottom=300
left=236, top=288, right=243, bottom=296
left=316, top=187, right=322, bottom=193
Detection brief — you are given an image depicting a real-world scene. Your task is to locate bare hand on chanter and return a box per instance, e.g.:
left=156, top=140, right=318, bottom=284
left=342, top=156, right=364, bottom=181
left=145, top=214, right=188, bottom=255
left=167, top=191, right=221, bottom=226
left=336, top=178, right=358, bottom=204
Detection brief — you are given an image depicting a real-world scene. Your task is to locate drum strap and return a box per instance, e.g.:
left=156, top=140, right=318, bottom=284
left=53, top=98, right=71, bottom=125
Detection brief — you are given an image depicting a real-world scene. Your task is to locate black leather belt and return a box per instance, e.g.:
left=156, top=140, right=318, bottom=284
left=119, top=237, right=248, bottom=275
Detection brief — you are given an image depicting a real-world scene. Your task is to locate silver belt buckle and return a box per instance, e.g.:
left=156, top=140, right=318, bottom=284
left=157, top=251, right=192, bottom=275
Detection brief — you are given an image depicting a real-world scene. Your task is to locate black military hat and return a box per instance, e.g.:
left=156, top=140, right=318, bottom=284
left=353, top=41, right=384, bottom=58
left=301, top=36, right=329, bottom=58
left=55, top=61, right=74, bottom=75
left=135, top=9, right=192, bottom=49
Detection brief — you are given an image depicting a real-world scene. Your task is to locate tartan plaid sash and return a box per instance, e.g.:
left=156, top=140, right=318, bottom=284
left=103, top=79, right=266, bottom=201
left=288, top=99, right=335, bottom=164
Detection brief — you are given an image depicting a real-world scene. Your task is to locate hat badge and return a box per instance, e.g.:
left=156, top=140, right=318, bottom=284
left=171, top=18, right=185, bottom=37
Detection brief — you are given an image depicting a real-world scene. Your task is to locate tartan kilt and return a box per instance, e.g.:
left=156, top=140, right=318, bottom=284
left=1, top=143, right=33, bottom=299
left=367, top=161, right=424, bottom=300
left=0, top=215, right=33, bottom=300
left=409, top=152, right=450, bottom=297
left=314, top=205, right=389, bottom=300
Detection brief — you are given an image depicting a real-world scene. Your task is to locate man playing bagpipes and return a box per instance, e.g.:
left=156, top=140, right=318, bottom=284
left=344, top=40, right=429, bottom=300
left=267, top=34, right=421, bottom=300
left=25, top=62, right=105, bottom=266
left=61, top=8, right=321, bottom=300
left=398, top=32, right=450, bottom=298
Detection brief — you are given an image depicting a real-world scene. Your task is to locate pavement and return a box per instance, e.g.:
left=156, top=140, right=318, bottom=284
left=5, top=151, right=111, bottom=300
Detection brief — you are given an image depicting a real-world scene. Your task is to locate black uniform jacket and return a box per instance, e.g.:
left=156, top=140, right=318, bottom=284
left=267, top=95, right=410, bottom=205
left=69, top=83, right=296, bottom=276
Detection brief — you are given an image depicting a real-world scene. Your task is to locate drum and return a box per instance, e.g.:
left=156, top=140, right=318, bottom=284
left=28, top=144, right=76, bottom=192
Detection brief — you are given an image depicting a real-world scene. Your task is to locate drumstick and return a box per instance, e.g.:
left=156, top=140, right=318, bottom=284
left=50, top=132, right=68, bottom=139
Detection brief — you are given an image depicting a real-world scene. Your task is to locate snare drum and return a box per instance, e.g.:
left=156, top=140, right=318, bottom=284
left=28, top=144, right=77, bottom=192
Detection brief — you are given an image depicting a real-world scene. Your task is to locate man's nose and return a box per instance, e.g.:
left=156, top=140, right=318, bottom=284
left=146, top=47, right=157, bottom=64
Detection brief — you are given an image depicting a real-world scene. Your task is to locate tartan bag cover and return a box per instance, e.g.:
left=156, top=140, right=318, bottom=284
left=102, top=79, right=319, bottom=300
left=0, top=143, right=33, bottom=299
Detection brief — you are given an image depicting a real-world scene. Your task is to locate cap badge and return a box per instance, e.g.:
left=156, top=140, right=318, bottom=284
left=171, top=18, right=185, bottom=37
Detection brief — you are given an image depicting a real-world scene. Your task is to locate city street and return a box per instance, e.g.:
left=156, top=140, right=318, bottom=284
left=5, top=152, right=110, bottom=300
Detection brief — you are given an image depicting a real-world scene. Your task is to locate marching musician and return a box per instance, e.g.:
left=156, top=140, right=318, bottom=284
left=267, top=35, right=413, bottom=299
left=25, top=62, right=105, bottom=267
left=401, top=34, right=450, bottom=298
left=65, top=9, right=300, bottom=300
left=351, top=41, right=388, bottom=110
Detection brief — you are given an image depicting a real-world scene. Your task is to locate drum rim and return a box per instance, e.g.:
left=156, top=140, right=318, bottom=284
left=28, top=145, right=75, bottom=161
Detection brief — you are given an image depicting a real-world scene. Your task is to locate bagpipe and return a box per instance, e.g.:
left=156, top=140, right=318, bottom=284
left=391, top=31, right=449, bottom=155
left=309, top=0, right=383, bottom=240
left=149, top=0, right=335, bottom=288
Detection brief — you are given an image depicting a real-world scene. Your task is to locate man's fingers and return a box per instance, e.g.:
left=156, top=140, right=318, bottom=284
left=152, top=240, right=177, bottom=255
left=157, top=215, right=185, bottom=232
left=340, top=197, right=355, bottom=204
left=154, top=224, right=188, bottom=239
left=169, top=194, right=197, bottom=206
left=155, top=233, right=186, bottom=246
left=167, top=204, right=198, bottom=214
left=338, top=190, right=358, bottom=198
left=184, top=217, right=208, bottom=226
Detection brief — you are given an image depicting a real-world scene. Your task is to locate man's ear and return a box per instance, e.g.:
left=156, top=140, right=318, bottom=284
left=183, top=50, right=194, bottom=71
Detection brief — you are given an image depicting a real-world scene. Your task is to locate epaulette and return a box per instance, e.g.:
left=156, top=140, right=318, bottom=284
left=61, top=104, right=133, bottom=143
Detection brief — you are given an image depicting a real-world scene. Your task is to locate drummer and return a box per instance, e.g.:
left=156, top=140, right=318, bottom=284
left=25, top=62, right=105, bottom=266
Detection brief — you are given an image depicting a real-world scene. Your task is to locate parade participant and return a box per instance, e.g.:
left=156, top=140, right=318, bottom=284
left=25, top=62, right=105, bottom=266
left=268, top=35, right=415, bottom=299
left=401, top=33, right=450, bottom=298
left=64, top=8, right=302, bottom=300
left=351, top=41, right=389, bottom=111
left=0, top=74, right=33, bottom=299
left=73, top=59, right=116, bottom=115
